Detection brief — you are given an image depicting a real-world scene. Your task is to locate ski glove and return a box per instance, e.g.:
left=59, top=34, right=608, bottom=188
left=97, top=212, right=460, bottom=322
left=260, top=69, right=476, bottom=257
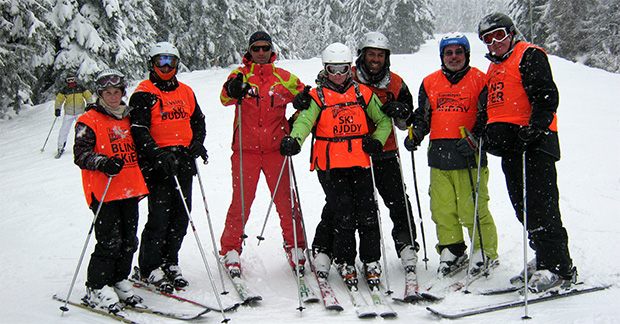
left=293, top=86, right=312, bottom=111
left=55, top=109, right=61, bottom=117
left=98, top=156, right=125, bottom=176
left=381, top=101, right=410, bottom=119
left=280, top=136, right=301, bottom=156
left=155, top=150, right=178, bottom=176
left=362, top=135, right=384, bottom=156
left=456, top=135, right=479, bottom=157
left=224, top=73, right=250, bottom=100
left=189, top=140, right=208, bottom=161
left=404, top=130, right=423, bottom=152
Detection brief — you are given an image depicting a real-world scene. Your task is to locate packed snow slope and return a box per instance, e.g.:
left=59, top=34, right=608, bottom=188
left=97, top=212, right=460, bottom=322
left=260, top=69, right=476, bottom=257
left=1, top=34, right=619, bottom=324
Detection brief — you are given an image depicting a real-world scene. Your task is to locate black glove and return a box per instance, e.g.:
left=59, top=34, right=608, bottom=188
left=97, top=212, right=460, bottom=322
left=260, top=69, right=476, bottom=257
left=154, top=150, right=178, bottom=176
left=98, top=156, right=124, bottom=176
left=189, top=140, right=208, bottom=161
left=456, top=134, right=478, bottom=157
left=404, top=130, right=422, bottom=151
left=55, top=109, right=61, bottom=117
left=280, top=136, right=301, bottom=156
left=381, top=101, right=410, bottom=119
left=362, top=135, right=383, bottom=155
left=518, top=126, right=544, bottom=146
left=224, top=73, right=250, bottom=100
left=293, top=86, right=312, bottom=111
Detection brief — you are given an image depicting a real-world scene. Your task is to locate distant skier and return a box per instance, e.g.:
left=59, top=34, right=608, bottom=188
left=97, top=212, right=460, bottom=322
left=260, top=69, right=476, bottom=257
left=74, top=69, right=148, bottom=314
left=54, top=76, right=93, bottom=159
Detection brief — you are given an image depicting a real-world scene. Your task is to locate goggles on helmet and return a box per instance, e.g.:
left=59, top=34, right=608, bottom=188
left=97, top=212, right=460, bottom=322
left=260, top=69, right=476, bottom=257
left=66, top=77, right=76, bottom=84
left=325, top=64, right=350, bottom=76
left=96, top=74, right=124, bottom=89
left=153, top=55, right=179, bottom=68
left=481, top=27, right=510, bottom=45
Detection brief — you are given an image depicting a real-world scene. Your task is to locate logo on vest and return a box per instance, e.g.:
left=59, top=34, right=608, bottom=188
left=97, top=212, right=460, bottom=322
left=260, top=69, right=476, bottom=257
left=162, top=104, right=189, bottom=121
left=333, top=110, right=363, bottom=135
left=107, top=126, right=138, bottom=164
left=437, top=93, right=471, bottom=113
left=487, top=70, right=505, bottom=109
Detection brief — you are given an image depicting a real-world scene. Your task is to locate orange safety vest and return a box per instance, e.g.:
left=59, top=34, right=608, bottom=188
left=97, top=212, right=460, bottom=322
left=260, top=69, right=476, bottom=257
left=423, top=68, right=486, bottom=139
left=78, top=110, right=148, bottom=205
left=134, top=80, right=196, bottom=147
left=486, top=42, right=558, bottom=131
left=309, top=83, right=374, bottom=171
left=352, top=67, right=402, bottom=152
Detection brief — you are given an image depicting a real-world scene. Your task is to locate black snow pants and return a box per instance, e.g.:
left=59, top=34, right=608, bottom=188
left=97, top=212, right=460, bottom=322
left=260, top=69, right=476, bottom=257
left=312, top=167, right=381, bottom=265
left=501, top=149, right=573, bottom=278
left=86, top=197, right=140, bottom=289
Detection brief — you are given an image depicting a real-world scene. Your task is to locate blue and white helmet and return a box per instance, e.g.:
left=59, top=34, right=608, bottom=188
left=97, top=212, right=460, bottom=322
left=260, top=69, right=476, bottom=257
left=439, top=32, right=470, bottom=54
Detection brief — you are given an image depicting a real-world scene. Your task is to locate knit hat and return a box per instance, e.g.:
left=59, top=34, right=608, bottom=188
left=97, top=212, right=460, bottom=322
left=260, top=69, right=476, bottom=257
left=249, top=31, right=273, bottom=48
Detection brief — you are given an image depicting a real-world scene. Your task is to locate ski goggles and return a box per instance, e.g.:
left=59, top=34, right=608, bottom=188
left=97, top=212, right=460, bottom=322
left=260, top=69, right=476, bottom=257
left=65, top=77, right=75, bottom=83
left=443, top=48, right=465, bottom=57
left=153, top=55, right=179, bottom=68
left=325, top=64, right=350, bottom=76
left=250, top=45, right=272, bottom=52
left=481, top=27, right=510, bottom=45
left=96, top=74, right=124, bottom=89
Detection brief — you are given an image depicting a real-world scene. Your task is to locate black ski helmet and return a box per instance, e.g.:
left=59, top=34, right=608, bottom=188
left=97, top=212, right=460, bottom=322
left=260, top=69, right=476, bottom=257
left=478, top=12, right=517, bottom=40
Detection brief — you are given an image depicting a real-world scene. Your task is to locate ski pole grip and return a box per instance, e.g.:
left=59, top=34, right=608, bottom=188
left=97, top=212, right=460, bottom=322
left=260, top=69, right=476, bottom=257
left=459, top=126, right=467, bottom=139
left=408, top=126, right=414, bottom=140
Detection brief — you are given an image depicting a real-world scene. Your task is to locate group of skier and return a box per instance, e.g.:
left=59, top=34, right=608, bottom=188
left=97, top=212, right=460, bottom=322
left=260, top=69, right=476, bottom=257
left=63, top=12, right=576, bottom=316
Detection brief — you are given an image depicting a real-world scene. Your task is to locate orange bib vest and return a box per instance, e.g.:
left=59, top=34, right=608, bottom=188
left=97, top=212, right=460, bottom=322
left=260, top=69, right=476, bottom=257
left=352, top=68, right=401, bottom=151
left=486, top=42, right=558, bottom=131
left=78, top=110, right=148, bottom=206
left=309, top=83, right=374, bottom=171
left=134, top=80, right=196, bottom=147
left=423, top=68, right=486, bottom=139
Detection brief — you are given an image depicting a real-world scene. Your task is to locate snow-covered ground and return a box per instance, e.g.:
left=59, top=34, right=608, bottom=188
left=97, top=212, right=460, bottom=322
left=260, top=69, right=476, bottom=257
left=1, top=34, right=619, bottom=323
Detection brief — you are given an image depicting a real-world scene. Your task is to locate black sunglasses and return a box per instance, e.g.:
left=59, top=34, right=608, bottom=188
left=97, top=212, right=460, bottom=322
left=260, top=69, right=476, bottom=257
left=251, top=45, right=272, bottom=52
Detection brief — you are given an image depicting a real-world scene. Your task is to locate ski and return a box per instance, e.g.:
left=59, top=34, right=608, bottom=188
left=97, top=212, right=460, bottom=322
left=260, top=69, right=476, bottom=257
left=392, top=267, right=442, bottom=303
left=314, top=272, right=344, bottom=311
left=343, top=284, right=377, bottom=318
left=129, top=278, right=239, bottom=312
left=125, top=304, right=210, bottom=321
left=297, top=272, right=320, bottom=303
left=446, top=259, right=500, bottom=293
left=427, top=285, right=610, bottom=319
left=479, top=286, right=523, bottom=296
left=367, top=285, right=397, bottom=318
left=218, top=260, right=262, bottom=305
left=53, top=294, right=140, bottom=324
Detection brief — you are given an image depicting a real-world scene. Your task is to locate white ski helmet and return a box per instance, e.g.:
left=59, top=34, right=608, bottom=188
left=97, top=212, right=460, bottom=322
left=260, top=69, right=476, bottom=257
left=359, top=32, right=390, bottom=52
left=322, top=42, right=353, bottom=64
left=148, top=41, right=180, bottom=59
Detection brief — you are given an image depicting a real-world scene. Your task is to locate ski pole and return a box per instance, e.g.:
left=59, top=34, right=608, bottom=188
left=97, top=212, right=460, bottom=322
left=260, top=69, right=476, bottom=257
left=407, top=126, right=430, bottom=270
left=173, top=175, right=230, bottom=323
left=194, top=159, right=229, bottom=295
left=392, top=124, right=418, bottom=265
left=289, top=158, right=314, bottom=274
left=286, top=156, right=305, bottom=311
left=41, top=116, right=58, bottom=152
left=459, top=127, right=486, bottom=293
left=522, top=151, right=531, bottom=319
left=369, top=156, right=392, bottom=294
left=256, top=157, right=287, bottom=243
left=236, top=100, right=248, bottom=241
left=60, top=176, right=113, bottom=314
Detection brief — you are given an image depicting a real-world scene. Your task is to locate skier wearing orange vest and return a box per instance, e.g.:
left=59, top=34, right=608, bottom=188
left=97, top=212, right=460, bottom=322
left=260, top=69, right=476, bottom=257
left=280, top=42, right=392, bottom=289
left=129, top=41, right=207, bottom=293
left=405, top=33, right=498, bottom=277
left=477, top=13, right=575, bottom=293
left=74, top=69, right=148, bottom=314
